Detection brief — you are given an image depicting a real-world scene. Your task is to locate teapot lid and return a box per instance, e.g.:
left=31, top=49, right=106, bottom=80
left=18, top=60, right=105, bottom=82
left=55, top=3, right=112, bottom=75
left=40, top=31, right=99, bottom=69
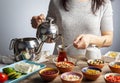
left=87, top=44, right=99, bottom=51
left=46, top=17, right=54, bottom=24
left=57, top=45, right=65, bottom=51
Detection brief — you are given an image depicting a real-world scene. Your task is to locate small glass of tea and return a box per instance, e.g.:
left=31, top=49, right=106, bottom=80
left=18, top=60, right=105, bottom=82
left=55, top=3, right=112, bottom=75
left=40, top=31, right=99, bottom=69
left=57, top=45, right=68, bottom=62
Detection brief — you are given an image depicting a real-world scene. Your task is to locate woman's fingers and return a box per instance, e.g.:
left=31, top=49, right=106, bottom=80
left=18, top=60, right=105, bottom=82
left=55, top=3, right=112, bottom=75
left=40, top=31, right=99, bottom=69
left=31, top=14, right=45, bottom=29
left=38, top=14, right=45, bottom=21
left=73, top=34, right=90, bottom=49
left=31, top=16, right=38, bottom=28
left=74, top=37, right=86, bottom=49
left=74, top=34, right=83, bottom=44
left=77, top=38, right=88, bottom=49
left=73, top=35, right=83, bottom=49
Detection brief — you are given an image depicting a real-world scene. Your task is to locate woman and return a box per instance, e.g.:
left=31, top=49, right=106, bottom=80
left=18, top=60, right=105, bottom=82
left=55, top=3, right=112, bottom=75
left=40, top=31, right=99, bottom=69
left=31, top=0, right=113, bottom=56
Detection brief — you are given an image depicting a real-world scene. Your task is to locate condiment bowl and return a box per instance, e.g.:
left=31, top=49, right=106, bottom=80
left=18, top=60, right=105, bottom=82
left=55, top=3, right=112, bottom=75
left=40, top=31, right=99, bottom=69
left=87, top=59, right=104, bottom=69
left=39, top=67, right=59, bottom=82
left=109, top=61, right=120, bottom=73
left=81, top=66, right=102, bottom=81
left=56, top=61, right=75, bottom=73
left=104, top=73, right=120, bottom=83
left=61, top=72, right=83, bottom=83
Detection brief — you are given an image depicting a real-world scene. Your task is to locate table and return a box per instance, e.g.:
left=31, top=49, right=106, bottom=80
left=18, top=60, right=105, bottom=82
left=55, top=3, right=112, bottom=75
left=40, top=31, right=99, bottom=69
left=19, top=55, right=111, bottom=83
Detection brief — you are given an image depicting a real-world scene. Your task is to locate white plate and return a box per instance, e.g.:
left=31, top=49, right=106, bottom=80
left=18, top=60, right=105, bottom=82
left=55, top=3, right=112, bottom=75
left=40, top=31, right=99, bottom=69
left=103, top=51, right=120, bottom=62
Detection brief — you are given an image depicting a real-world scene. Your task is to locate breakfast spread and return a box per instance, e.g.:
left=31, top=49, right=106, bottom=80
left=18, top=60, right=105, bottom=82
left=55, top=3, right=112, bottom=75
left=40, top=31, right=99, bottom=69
left=1, top=51, right=120, bottom=83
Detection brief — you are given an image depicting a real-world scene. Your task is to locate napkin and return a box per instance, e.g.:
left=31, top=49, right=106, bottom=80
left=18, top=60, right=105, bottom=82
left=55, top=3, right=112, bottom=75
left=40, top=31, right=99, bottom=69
left=0, top=55, right=15, bottom=64
left=34, top=51, right=50, bottom=63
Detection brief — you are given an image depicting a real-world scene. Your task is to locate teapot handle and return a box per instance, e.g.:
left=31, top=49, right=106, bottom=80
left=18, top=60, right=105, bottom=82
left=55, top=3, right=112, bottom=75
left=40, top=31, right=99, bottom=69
left=9, top=38, right=17, bottom=50
left=46, top=17, right=54, bottom=24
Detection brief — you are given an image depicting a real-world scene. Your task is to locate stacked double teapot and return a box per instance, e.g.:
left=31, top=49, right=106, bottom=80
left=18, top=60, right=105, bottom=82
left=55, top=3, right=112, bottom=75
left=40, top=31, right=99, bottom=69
left=9, top=17, right=61, bottom=61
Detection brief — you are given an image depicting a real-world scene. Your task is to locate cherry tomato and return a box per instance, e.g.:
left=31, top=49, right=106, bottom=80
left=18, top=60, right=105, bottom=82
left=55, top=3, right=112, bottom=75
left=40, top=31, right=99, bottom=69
left=0, top=72, right=8, bottom=83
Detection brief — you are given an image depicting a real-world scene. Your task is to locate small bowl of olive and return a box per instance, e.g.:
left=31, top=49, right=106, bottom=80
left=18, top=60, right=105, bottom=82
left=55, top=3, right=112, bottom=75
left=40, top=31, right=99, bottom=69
left=87, top=59, right=104, bottom=69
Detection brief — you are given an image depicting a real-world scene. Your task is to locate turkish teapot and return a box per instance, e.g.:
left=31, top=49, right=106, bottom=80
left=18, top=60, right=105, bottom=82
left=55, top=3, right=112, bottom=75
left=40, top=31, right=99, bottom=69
left=9, top=17, right=60, bottom=56
left=36, top=17, right=59, bottom=43
left=35, top=17, right=61, bottom=54
left=9, top=37, right=39, bottom=55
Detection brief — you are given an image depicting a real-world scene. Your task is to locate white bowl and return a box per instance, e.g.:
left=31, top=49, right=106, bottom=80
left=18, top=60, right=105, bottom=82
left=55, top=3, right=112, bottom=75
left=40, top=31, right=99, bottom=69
left=104, top=73, right=120, bottom=83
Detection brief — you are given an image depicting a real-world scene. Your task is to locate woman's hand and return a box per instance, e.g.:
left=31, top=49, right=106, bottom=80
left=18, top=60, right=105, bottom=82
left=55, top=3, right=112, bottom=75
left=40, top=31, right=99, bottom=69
left=73, top=31, right=113, bottom=49
left=73, top=34, right=91, bottom=49
left=31, top=14, right=45, bottom=29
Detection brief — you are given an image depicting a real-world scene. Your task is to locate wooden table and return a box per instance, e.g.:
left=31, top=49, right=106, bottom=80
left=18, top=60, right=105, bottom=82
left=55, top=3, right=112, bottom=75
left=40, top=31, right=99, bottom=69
left=19, top=55, right=111, bottom=83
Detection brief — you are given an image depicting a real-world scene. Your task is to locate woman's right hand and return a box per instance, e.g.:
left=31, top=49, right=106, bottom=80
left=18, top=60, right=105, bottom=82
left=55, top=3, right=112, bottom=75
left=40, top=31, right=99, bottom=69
left=31, top=14, right=45, bottom=29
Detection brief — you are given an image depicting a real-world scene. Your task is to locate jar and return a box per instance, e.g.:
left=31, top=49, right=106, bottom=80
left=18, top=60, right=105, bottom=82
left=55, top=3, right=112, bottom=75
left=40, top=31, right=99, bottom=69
left=85, top=45, right=101, bottom=60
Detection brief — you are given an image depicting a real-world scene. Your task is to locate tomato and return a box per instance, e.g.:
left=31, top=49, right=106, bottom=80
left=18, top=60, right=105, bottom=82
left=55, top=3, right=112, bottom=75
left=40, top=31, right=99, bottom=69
left=0, top=72, right=8, bottom=83
left=106, top=75, right=120, bottom=82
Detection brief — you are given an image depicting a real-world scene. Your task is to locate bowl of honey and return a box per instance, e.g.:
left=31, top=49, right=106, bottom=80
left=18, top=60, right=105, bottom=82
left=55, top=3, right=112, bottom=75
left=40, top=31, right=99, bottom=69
left=109, top=61, right=120, bottom=73
left=81, top=66, right=102, bottom=81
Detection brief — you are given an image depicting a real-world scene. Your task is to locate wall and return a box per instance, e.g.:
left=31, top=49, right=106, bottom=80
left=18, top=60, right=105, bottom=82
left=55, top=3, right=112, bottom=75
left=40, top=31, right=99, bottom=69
left=0, top=0, right=120, bottom=56
left=0, top=0, right=51, bottom=55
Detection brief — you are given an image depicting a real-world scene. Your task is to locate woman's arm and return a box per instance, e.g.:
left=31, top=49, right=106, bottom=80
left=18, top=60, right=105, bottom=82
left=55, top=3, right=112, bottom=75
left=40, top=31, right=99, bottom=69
left=91, top=31, right=113, bottom=47
left=73, top=31, right=113, bottom=49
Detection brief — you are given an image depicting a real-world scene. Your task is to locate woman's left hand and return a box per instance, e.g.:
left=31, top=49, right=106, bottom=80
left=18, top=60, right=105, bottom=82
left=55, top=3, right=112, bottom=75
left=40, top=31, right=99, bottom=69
left=73, top=34, right=91, bottom=49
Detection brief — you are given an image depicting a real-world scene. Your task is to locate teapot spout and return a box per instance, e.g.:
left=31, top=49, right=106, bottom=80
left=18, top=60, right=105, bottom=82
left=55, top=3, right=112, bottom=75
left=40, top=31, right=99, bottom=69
left=35, top=41, right=44, bottom=55
left=35, top=36, right=54, bottom=55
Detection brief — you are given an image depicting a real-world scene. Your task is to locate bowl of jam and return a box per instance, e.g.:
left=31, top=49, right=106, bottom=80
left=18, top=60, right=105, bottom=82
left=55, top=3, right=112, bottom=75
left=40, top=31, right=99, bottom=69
left=39, top=67, right=59, bottom=82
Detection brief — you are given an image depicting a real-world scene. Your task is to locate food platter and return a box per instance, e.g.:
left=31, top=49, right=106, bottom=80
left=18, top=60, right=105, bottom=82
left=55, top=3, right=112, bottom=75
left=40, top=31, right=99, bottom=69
left=0, top=60, right=46, bottom=83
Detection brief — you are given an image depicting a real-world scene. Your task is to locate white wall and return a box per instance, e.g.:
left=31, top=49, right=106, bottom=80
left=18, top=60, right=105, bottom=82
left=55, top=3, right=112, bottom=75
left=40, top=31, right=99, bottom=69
left=0, top=0, right=120, bottom=55
left=0, top=0, right=50, bottom=55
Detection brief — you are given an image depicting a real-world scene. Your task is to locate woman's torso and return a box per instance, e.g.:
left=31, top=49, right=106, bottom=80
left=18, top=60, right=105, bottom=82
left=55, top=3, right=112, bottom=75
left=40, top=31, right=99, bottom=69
left=48, top=0, right=111, bottom=56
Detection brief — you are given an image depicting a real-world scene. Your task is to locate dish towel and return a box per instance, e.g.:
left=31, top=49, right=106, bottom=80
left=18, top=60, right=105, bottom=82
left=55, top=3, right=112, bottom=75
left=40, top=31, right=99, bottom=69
left=0, top=51, right=50, bottom=65
left=0, top=55, right=15, bottom=65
